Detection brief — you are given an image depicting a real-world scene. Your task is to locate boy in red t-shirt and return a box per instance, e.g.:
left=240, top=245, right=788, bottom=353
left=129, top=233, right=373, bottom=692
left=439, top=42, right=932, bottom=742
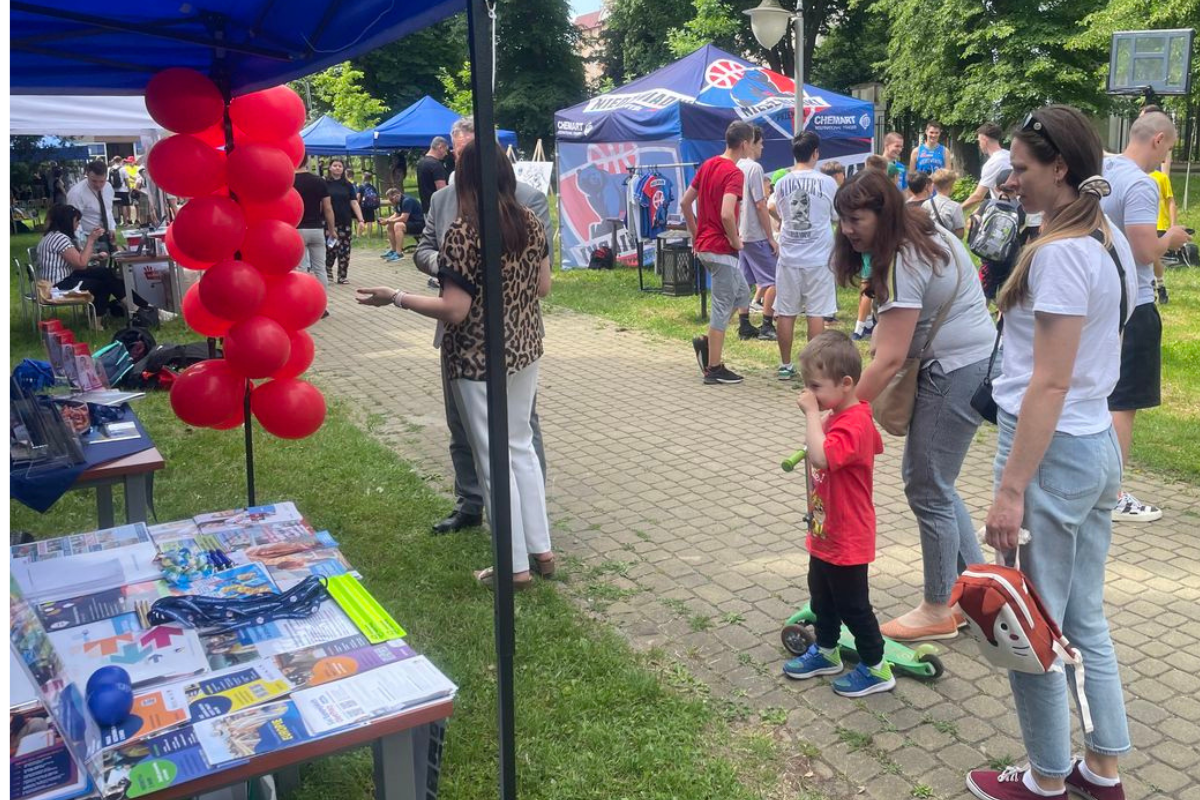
left=681, top=121, right=756, bottom=385
left=783, top=331, right=892, bottom=697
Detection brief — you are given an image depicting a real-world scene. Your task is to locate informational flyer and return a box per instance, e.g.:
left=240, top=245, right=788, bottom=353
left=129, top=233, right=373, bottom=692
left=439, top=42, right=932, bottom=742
left=10, top=704, right=90, bottom=800
left=36, top=581, right=170, bottom=632
left=193, top=701, right=315, bottom=764
left=11, top=524, right=151, bottom=561
left=185, top=564, right=277, bottom=600
left=49, top=618, right=208, bottom=687
left=100, top=686, right=190, bottom=749
left=292, top=656, right=457, bottom=736
left=184, top=661, right=293, bottom=721
left=231, top=600, right=359, bottom=657
left=255, top=548, right=355, bottom=590
left=102, top=727, right=218, bottom=799
left=274, top=636, right=416, bottom=688
left=194, top=502, right=303, bottom=532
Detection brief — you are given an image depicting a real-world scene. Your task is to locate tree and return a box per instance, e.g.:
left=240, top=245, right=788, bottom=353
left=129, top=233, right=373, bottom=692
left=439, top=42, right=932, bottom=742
left=439, top=61, right=474, bottom=117
left=667, top=0, right=740, bottom=59
left=297, top=62, right=388, bottom=130
left=809, top=0, right=889, bottom=94
left=601, top=0, right=694, bottom=84
left=352, top=16, right=469, bottom=113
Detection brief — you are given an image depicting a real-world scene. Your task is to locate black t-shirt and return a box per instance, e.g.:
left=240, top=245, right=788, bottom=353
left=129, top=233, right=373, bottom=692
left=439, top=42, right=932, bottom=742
left=294, top=172, right=330, bottom=229
left=416, top=156, right=448, bottom=213
left=325, top=178, right=356, bottom=226
left=397, top=194, right=425, bottom=229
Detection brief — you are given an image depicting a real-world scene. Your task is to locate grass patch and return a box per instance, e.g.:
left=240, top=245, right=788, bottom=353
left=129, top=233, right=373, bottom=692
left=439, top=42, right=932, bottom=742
left=836, top=727, right=874, bottom=751
left=10, top=235, right=795, bottom=799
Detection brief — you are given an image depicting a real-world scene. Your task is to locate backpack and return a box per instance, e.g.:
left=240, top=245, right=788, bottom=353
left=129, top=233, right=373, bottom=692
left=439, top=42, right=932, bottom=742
left=361, top=185, right=381, bottom=210
left=94, top=342, right=135, bottom=387
left=126, top=343, right=218, bottom=389
left=588, top=245, right=614, bottom=270
left=968, top=199, right=1021, bottom=265
left=949, top=562, right=1092, bottom=733
left=111, top=326, right=157, bottom=363
left=108, top=168, right=124, bottom=192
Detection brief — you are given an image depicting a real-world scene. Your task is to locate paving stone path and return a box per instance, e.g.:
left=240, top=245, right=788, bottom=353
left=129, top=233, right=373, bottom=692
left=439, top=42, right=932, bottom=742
left=311, top=247, right=1200, bottom=800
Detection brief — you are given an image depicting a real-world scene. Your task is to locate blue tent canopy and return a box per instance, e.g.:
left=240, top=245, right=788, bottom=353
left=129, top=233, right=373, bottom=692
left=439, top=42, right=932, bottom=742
left=11, top=0, right=464, bottom=95
left=299, top=115, right=360, bottom=155
left=346, top=95, right=517, bottom=151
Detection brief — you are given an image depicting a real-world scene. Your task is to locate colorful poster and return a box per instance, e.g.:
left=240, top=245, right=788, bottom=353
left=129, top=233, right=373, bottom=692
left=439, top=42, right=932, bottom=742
left=10, top=704, right=90, bottom=800
left=49, top=619, right=208, bottom=687
left=253, top=548, right=355, bottom=590
left=184, top=661, right=293, bottom=721
left=100, top=687, right=189, bottom=749
left=193, top=701, right=315, bottom=764
left=185, top=564, right=277, bottom=600
left=291, top=656, right=456, bottom=736
left=274, top=636, right=416, bottom=688
left=102, top=727, right=217, bottom=799
left=146, top=519, right=201, bottom=549
left=10, top=524, right=150, bottom=561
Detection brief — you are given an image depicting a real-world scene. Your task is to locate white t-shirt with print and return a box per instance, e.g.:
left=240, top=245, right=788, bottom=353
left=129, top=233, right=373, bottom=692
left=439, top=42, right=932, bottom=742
left=737, top=158, right=769, bottom=242
left=773, top=168, right=839, bottom=268
left=992, top=227, right=1138, bottom=435
left=1100, top=154, right=1158, bottom=307
left=918, top=196, right=966, bottom=234
left=979, top=149, right=1011, bottom=197
left=877, top=227, right=995, bottom=373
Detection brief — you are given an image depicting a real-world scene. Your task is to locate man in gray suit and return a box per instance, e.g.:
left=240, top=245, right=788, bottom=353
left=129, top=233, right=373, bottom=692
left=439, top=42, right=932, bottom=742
left=414, top=117, right=551, bottom=534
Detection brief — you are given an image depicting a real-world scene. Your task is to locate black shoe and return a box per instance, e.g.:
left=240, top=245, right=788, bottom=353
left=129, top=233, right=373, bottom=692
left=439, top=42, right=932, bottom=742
left=703, top=364, right=744, bottom=385
left=738, top=320, right=760, bottom=340
left=432, top=509, right=483, bottom=535
left=1158, top=284, right=1169, bottom=304
left=823, top=314, right=839, bottom=324
left=757, top=320, right=777, bottom=341
left=692, top=335, right=709, bottom=374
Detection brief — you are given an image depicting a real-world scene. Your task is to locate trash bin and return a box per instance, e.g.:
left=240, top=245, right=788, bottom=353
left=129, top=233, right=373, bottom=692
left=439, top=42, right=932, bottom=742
left=657, top=237, right=695, bottom=297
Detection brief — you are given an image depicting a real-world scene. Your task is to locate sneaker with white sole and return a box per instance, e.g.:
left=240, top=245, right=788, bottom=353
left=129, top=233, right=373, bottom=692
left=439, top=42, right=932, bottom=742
left=1064, top=758, right=1124, bottom=800
left=703, top=364, right=743, bottom=385
left=782, top=644, right=842, bottom=679
left=831, top=662, right=895, bottom=697
left=967, top=766, right=1067, bottom=800
left=1112, top=491, right=1162, bottom=523
left=777, top=364, right=796, bottom=381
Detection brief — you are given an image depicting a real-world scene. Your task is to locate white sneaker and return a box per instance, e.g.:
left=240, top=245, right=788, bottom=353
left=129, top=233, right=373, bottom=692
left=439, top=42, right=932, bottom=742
left=157, top=310, right=178, bottom=323
left=749, top=300, right=764, bottom=313
left=1112, top=491, right=1162, bottom=523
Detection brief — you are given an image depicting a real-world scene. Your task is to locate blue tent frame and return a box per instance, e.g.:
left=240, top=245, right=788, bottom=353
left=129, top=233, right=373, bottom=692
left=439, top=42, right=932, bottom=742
left=299, top=114, right=360, bottom=155
left=346, top=95, right=518, bottom=151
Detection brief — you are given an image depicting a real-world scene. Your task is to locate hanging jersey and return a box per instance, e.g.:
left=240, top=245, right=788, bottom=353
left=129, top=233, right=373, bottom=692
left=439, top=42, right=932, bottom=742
left=914, top=143, right=947, bottom=174
left=636, top=172, right=674, bottom=241
left=773, top=168, right=839, bottom=267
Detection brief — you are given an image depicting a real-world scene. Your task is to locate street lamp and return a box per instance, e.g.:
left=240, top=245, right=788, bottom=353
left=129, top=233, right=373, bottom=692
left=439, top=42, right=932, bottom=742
left=744, top=0, right=804, bottom=136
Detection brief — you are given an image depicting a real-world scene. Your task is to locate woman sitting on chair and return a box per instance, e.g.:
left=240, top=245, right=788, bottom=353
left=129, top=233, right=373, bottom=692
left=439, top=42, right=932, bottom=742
left=37, top=204, right=142, bottom=318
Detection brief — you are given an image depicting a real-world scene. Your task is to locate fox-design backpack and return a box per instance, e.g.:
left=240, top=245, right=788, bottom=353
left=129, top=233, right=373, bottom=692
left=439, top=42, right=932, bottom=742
left=949, top=563, right=1092, bottom=733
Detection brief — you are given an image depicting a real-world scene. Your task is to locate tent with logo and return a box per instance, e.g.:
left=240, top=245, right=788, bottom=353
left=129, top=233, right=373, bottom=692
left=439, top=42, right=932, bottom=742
left=345, top=95, right=518, bottom=152
left=299, top=114, right=360, bottom=155
left=553, top=43, right=874, bottom=269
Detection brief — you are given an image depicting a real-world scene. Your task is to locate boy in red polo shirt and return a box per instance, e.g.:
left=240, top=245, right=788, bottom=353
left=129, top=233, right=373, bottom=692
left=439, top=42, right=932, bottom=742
left=681, top=121, right=756, bottom=385
left=782, top=331, right=892, bottom=696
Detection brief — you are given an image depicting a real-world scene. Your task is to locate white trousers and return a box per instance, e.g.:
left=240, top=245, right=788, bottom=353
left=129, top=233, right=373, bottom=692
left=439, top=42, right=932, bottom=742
left=452, top=361, right=551, bottom=574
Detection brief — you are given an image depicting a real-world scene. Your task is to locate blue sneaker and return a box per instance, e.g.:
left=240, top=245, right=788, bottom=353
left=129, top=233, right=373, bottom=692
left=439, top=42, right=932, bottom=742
left=783, top=644, right=842, bottom=680
left=831, top=662, right=895, bottom=697
left=380, top=249, right=396, bottom=259
left=385, top=252, right=402, bottom=262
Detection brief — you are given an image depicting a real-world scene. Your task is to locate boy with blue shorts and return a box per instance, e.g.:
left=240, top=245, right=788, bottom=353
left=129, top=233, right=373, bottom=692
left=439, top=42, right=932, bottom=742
left=783, top=331, right=893, bottom=697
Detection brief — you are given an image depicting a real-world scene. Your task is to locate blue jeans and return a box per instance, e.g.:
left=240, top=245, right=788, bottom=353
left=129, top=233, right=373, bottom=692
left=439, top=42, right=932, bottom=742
left=994, top=410, right=1130, bottom=778
left=901, top=358, right=988, bottom=604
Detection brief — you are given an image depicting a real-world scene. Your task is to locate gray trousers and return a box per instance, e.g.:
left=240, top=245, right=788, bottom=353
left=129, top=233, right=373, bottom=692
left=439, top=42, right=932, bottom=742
left=442, top=361, right=546, bottom=516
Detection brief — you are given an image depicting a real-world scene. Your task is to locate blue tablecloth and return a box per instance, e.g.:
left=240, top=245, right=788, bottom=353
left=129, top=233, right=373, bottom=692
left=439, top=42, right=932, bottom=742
left=11, top=406, right=155, bottom=514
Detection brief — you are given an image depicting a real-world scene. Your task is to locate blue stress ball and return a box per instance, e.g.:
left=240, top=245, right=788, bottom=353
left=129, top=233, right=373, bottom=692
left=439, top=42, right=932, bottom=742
left=86, top=666, right=134, bottom=726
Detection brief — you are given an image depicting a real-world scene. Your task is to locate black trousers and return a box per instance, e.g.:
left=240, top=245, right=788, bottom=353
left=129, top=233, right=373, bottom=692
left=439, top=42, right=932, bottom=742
left=808, top=555, right=885, bottom=667
left=56, top=267, right=146, bottom=315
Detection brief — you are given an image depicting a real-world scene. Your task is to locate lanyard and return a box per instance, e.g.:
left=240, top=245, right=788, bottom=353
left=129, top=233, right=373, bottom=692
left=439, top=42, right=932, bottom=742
left=148, top=575, right=329, bottom=634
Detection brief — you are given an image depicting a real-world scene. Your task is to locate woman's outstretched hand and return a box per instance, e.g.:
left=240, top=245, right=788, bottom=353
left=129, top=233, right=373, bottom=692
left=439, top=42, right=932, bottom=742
left=356, top=286, right=396, bottom=307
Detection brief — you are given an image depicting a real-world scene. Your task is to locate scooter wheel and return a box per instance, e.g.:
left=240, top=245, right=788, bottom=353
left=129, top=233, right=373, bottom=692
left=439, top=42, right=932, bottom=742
left=917, top=652, right=945, bottom=680
left=781, top=624, right=814, bottom=655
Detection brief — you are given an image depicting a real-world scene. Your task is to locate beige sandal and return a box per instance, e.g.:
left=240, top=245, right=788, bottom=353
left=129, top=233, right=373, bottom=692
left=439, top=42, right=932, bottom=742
left=530, top=554, right=556, bottom=578
left=474, top=566, right=533, bottom=590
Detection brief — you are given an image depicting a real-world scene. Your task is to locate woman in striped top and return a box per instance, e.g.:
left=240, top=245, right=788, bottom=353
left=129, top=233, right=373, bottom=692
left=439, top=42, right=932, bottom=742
left=37, top=204, right=134, bottom=317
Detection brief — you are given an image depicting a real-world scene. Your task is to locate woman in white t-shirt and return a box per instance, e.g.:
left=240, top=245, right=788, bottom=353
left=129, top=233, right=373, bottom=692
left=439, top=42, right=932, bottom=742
left=971, top=105, right=1136, bottom=799
left=830, top=168, right=995, bottom=642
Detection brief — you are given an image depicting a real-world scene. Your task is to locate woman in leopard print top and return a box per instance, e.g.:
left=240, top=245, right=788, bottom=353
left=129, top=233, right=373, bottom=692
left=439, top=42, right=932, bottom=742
left=357, top=140, right=553, bottom=589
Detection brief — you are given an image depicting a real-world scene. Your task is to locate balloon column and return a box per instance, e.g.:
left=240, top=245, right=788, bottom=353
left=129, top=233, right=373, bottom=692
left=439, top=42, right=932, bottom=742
left=144, top=68, right=326, bottom=441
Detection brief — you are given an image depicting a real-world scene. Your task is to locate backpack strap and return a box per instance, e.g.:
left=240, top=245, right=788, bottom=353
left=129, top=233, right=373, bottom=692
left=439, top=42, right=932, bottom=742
left=1088, top=229, right=1128, bottom=335
left=1022, top=576, right=1093, bottom=734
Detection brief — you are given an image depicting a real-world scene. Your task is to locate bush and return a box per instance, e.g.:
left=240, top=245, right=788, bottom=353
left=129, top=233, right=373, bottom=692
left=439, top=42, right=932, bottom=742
left=951, top=177, right=978, bottom=203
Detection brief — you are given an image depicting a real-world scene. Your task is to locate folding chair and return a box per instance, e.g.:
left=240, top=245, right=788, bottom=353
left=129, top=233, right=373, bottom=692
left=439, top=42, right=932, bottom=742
left=29, top=262, right=99, bottom=331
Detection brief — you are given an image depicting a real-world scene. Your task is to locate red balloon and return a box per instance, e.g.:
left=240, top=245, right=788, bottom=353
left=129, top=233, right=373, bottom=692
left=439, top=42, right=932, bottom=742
left=240, top=189, right=303, bottom=227
left=224, top=316, right=292, bottom=378
left=227, top=143, right=294, bottom=203
left=182, top=284, right=233, bottom=337
left=169, top=360, right=245, bottom=428
left=240, top=220, right=304, bottom=276
left=276, top=134, right=305, bottom=168
left=165, top=226, right=215, bottom=271
left=145, top=68, right=225, bottom=134
left=212, top=402, right=247, bottom=430
left=194, top=123, right=228, bottom=148
left=199, top=260, right=267, bottom=322
left=251, top=378, right=326, bottom=439
left=172, top=196, right=246, bottom=263
left=229, top=86, right=307, bottom=142
left=147, top=135, right=227, bottom=198
left=272, top=329, right=315, bottom=379
left=260, top=272, right=326, bottom=330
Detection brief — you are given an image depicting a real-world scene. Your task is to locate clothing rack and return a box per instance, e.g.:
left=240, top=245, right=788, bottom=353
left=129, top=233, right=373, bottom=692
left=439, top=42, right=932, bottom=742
left=618, top=162, right=698, bottom=294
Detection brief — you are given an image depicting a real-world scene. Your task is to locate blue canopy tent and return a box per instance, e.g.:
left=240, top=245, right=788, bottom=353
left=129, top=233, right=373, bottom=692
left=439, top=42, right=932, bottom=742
left=299, top=114, right=360, bottom=155
left=346, top=95, right=518, bottom=151
left=553, top=44, right=874, bottom=269
left=13, top=3, right=527, bottom=798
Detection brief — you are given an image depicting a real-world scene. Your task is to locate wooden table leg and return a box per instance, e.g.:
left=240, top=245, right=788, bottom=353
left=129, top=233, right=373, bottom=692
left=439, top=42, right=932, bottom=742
left=372, top=729, right=417, bottom=800
left=124, top=474, right=149, bottom=524
left=96, top=484, right=115, bottom=528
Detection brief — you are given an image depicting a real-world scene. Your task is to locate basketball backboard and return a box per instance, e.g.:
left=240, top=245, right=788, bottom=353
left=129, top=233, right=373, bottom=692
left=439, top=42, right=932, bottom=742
left=1107, top=29, right=1195, bottom=96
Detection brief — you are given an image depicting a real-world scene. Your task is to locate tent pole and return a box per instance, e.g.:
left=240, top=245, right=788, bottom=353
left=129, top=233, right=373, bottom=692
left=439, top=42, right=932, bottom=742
left=467, top=1, right=517, bottom=799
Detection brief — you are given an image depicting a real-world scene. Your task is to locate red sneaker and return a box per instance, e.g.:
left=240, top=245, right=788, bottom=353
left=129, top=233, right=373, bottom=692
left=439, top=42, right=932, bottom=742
left=967, top=767, right=1067, bottom=800
left=1065, top=760, right=1124, bottom=800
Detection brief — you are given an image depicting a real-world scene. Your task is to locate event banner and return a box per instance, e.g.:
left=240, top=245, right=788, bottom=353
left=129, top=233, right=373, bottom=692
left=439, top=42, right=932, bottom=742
left=557, top=140, right=688, bottom=270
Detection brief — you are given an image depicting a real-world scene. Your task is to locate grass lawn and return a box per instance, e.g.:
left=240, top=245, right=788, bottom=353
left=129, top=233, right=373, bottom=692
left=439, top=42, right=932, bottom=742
left=548, top=186, right=1200, bottom=482
left=9, top=232, right=822, bottom=800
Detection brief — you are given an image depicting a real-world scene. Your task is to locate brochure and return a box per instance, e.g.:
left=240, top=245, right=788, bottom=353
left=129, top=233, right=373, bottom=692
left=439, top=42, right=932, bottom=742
left=100, top=686, right=190, bottom=749
left=254, top=548, right=355, bottom=590
left=292, top=656, right=457, bottom=736
left=184, top=661, right=293, bottom=721
left=36, top=581, right=170, bottom=632
left=146, top=519, right=201, bottom=550
left=229, top=600, right=360, bottom=657
left=49, top=618, right=208, bottom=688
left=194, top=502, right=303, bottom=532
left=274, top=636, right=416, bottom=688
left=192, top=701, right=315, bottom=764
left=185, top=564, right=277, bottom=600
left=12, top=526, right=160, bottom=601
left=101, top=726, right=219, bottom=799
left=11, top=524, right=151, bottom=560
left=10, top=704, right=91, bottom=800
left=200, top=630, right=265, bottom=671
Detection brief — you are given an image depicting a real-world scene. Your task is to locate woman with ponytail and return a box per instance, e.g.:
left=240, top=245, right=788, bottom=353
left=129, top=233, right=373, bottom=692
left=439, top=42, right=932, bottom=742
left=971, top=105, right=1138, bottom=800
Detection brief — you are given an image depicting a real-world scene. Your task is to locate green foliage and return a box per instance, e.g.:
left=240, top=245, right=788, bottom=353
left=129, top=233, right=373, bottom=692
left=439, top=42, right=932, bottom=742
left=602, top=0, right=695, bottom=83
left=438, top=61, right=475, bottom=117
left=809, top=0, right=889, bottom=93
left=352, top=16, right=469, bottom=113
left=667, top=0, right=741, bottom=59
left=303, top=62, right=388, bottom=130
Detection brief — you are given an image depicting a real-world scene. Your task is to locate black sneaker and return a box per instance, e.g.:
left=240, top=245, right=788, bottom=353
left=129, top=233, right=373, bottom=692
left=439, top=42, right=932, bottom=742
left=758, top=319, right=777, bottom=341
left=692, top=336, right=709, bottom=374
left=1158, top=283, right=1169, bottom=304
left=703, top=364, right=744, bottom=385
left=738, top=319, right=760, bottom=340
left=823, top=314, right=839, bottom=324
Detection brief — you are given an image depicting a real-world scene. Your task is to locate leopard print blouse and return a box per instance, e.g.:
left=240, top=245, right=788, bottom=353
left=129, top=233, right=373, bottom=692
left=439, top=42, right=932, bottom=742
left=438, top=208, right=547, bottom=381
